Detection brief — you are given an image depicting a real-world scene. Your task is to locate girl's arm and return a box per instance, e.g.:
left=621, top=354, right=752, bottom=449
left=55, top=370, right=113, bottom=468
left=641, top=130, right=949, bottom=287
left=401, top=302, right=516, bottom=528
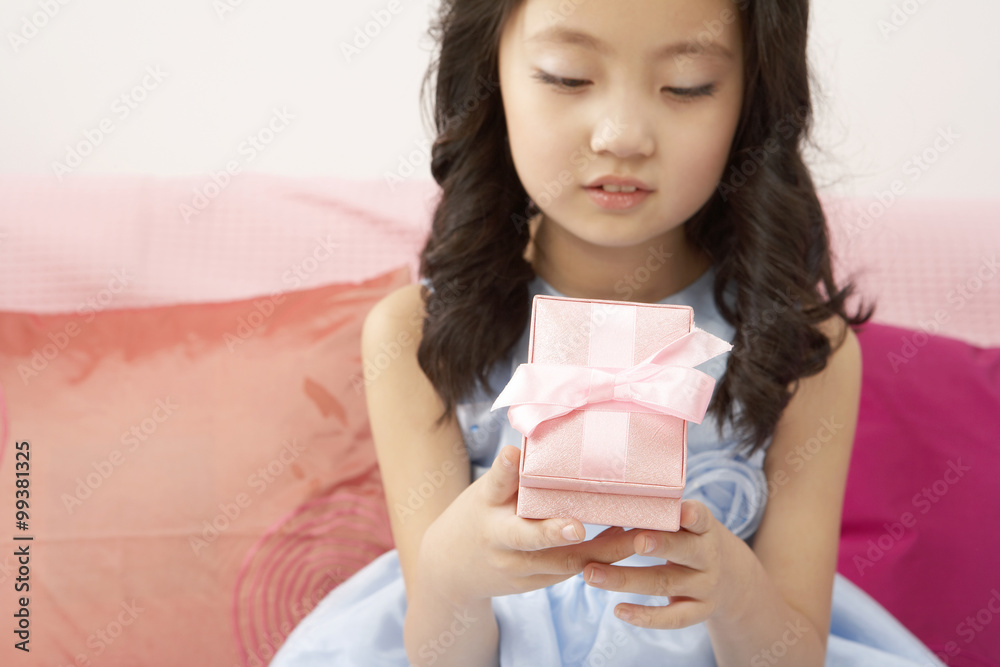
left=362, top=285, right=500, bottom=667
left=706, top=315, right=862, bottom=665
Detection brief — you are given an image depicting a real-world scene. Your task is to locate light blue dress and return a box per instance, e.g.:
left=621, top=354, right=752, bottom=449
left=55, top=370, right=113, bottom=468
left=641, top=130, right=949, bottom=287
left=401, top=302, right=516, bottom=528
left=271, top=265, right=945, bottom=667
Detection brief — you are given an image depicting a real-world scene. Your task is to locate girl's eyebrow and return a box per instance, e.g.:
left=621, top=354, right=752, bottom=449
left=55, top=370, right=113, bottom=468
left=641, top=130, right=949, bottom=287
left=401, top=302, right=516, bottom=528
left=526, top=25, right=735, bottom=61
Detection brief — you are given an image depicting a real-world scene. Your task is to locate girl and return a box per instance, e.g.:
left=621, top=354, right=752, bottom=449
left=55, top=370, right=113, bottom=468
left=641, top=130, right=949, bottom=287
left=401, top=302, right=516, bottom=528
left=273, top=0, right=946, bottom=665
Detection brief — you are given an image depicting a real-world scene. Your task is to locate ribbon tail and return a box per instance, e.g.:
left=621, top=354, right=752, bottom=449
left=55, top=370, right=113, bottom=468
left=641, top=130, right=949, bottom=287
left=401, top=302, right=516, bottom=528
left=640, top=328, right=733, bottom=369
left=491, top=363, right=597, bottom=437
left=506, top=403, right=577, bottom=438
left=491, top=363, right=530, bottom=412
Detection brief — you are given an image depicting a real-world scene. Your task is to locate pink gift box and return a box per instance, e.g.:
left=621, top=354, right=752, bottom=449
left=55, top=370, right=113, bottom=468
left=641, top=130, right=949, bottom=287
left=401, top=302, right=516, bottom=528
left=493, top=294, right=731, bottom=532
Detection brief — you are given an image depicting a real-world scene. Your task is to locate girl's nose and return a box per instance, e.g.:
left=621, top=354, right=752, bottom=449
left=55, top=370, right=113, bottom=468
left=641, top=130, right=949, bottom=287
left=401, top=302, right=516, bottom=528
left=590, top=93, right=655, bottom=159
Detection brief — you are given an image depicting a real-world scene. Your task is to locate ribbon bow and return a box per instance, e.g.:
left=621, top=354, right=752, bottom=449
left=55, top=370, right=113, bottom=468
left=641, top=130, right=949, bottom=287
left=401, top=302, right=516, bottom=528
left=491, top=328, right=733, bottom=437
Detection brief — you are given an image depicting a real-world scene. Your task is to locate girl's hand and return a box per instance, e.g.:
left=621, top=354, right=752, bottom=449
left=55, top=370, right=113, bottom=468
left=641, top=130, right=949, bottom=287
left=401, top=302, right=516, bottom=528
left=581, top=499, right=759, bottom=629
left=418, top=445, right=641, bottom=607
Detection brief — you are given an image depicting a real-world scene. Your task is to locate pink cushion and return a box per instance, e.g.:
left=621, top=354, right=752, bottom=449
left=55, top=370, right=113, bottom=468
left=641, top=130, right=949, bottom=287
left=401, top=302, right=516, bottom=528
left=840, top=322, right=1000, bottom=666
left=826, top=196, right=1000, bottom=350
left=0, top=174, right=432, bottom=311
left=0, top=266, right=407, bottom=666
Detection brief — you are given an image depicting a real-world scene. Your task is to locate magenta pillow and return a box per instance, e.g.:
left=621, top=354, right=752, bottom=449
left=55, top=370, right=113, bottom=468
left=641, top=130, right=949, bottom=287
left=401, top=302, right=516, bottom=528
left=840, top=323, right=1000, bottom=666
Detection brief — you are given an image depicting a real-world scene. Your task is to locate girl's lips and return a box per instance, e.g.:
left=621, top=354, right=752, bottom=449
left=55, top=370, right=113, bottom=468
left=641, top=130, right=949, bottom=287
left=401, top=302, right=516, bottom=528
left=585, top=186, right=652, bottom=211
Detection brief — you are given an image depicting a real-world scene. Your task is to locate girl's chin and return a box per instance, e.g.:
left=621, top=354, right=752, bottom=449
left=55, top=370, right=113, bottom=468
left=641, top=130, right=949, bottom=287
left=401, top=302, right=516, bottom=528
left=541, top=215, right=682, bottom=249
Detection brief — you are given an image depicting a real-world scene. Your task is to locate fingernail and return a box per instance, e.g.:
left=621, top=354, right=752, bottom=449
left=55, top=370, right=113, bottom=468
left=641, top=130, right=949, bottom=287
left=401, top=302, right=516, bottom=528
left=641, top=537, right=655, bottom=554
left=588, top=567, right=605, bottom=584
left=562, top=524, right=581, bottom=541
left=501, top=452, right=513, bottom=467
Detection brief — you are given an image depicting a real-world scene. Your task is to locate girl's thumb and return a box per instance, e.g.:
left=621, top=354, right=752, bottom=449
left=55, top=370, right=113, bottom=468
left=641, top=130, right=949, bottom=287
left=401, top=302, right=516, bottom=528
left=485, top=445, right=520, bottom=503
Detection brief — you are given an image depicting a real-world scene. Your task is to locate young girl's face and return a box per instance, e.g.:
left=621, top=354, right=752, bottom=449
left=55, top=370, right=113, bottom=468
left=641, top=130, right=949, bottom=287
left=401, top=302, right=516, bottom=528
left=498, top=0, right=745, bottom=249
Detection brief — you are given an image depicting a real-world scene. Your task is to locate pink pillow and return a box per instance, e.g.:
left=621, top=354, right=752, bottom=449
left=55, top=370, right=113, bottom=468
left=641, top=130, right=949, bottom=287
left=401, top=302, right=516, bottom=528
left=840, top=323, right=1000, bottom=666
left=0, top=267, right=408, bottom=666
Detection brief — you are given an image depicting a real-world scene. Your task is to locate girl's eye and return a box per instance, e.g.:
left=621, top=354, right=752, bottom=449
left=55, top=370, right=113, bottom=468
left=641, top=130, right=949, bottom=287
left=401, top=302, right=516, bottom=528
left=664, top=83, right=717, bottom=101
left=532, top=71, right=717, bottom=102
left=532, top=70, right=589, bottom=91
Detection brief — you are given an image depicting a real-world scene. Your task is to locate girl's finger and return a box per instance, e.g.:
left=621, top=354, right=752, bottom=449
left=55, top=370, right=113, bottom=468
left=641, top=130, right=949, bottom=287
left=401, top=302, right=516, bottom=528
left=502, top=515, right=585, bottom=553
left=630, top=529, right=705, bottom=570
left=522, top=528, right=640, bottom=575
left=613, top=597, right=711, bottom=630
left=480, top=445, right=521, bottom=506
left=678, top=499, right=713, bottom=535
left=583, top=561, right=702, bottom=599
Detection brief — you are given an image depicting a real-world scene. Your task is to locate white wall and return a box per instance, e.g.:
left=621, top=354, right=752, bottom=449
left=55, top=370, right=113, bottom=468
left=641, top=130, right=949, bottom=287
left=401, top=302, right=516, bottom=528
left=1, top=0, right=996, bottom=198
left=806, top=0, right=999, bottom=199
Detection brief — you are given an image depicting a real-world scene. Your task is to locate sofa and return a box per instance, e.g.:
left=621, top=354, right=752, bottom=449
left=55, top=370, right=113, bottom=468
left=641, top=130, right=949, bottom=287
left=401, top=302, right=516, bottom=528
left=0, top=174, right=996, bottom=666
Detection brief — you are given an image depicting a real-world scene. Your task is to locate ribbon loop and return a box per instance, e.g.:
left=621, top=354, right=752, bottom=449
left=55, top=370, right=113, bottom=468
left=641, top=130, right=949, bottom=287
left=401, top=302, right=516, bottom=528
left=491, top=328, right=733, bottom=437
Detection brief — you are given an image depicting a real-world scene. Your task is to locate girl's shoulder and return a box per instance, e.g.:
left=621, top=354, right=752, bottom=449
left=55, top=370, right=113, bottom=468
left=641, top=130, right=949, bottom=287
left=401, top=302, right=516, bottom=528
left=366, top=282, right=425, bottom=327
left=361, top=283, right=427, bottom=363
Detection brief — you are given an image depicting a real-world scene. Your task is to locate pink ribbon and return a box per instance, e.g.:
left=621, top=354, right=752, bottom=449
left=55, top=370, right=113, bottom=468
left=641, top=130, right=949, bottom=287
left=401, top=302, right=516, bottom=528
left=491, top=328, right=733, bottom=437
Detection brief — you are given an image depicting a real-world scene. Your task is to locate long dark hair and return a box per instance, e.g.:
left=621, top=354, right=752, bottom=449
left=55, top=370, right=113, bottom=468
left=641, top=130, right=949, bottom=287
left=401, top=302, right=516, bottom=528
left=416, top=0, right=874, bottom=458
